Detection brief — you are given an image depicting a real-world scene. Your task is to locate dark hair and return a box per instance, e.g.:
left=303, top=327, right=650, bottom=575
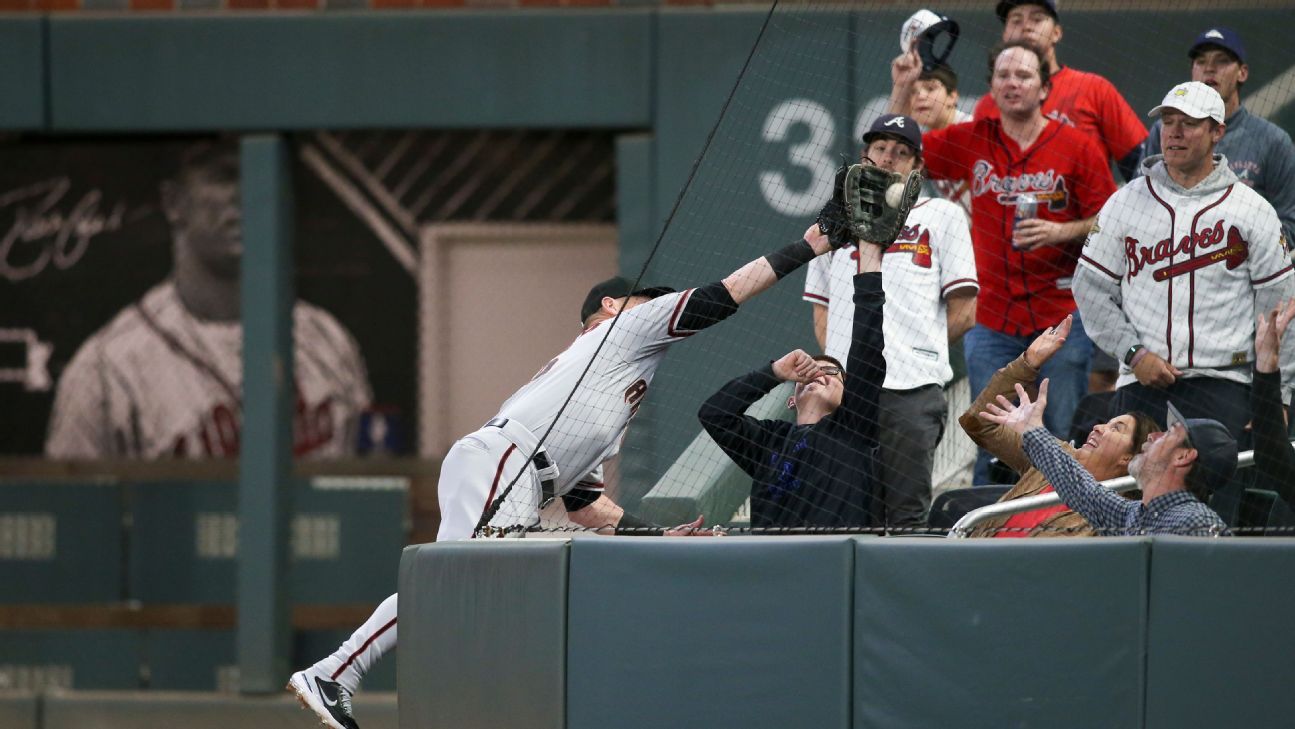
left=1126, top=411, right=1161, bottom=462
left=918, top=63, right=959, bottom=94
left=987, top=39, right=1052, bottom=90
left=1184, top=457, right=1213, bottom=502
left=812, top=354, right=846, bottom=380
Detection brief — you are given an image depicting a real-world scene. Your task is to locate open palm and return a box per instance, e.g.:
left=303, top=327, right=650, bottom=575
left=979, top=380, right=1050, bottom=435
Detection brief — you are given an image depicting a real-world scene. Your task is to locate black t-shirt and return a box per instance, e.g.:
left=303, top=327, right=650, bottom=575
left=699, top=273, right=886, bottom=528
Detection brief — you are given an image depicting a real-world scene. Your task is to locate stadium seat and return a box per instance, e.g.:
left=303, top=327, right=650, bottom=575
left=926, top=485, right=1012, bottom=529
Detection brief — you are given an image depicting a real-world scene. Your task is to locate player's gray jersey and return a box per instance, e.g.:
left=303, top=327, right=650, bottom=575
left=46, top=281, right=372, bottom=459
left=495, top=288, right=698, bottom=496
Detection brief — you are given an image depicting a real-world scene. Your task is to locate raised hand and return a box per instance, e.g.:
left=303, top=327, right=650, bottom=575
left=891, top=49, right=922, bottom=88
left=1023, top=315, right=1072, bottom=369
left=979, top=380, right=1050, bottom=435
left=1256, top=298, right=1295, bottom=374
left=772, top=349, right=824, bottom=384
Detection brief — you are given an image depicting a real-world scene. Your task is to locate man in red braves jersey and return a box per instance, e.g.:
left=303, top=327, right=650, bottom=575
left=900, top=40, right=1117, bottom=484
left=975, top=0, right=1147, bottom=182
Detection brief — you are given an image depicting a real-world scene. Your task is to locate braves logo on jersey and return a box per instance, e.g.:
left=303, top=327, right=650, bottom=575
left=1123, top=219, right=1249, bottom=283
left=883, top=225, right=934, bottom=268
left=170, top=387, right=339, bottom=457
left=971, top=160, right=1071, bottom=212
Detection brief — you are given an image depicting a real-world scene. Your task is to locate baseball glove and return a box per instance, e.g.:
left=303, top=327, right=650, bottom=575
left=844, top=163, right=924, bottom=247
left=815, top=164, right=858, bottom=250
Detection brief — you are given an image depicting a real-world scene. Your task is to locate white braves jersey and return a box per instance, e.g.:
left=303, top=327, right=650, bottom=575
left=46, top=281, right=372, bottom=459
left=1078, top=161, right=1293, bottom=385
left=495, top=288, right=698, bottom=497
left=804, top=197, right=978, bottom=389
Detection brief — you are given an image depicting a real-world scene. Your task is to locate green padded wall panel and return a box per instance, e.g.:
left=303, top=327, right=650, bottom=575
left=854, top=538, right=1149, bottom=729
left=47, top=13, right=651, bottom=131
left=1145, top=537, right=1295, bottom=729
left=568, top=537, right=854, bottom=729
left=397, top=540, right=569, bottom=729
left=0, top=19, right=45, bottom=129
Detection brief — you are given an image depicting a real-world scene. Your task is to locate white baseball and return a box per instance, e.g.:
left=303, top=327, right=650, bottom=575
left=885, top=182, right=906, bottom=209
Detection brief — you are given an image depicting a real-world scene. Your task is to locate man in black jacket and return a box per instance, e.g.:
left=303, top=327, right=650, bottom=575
left=699, top=238, right=887, bottom=528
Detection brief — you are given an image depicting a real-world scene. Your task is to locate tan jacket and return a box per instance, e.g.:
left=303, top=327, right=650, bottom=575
left=957, top=355, right=1097, bottom=538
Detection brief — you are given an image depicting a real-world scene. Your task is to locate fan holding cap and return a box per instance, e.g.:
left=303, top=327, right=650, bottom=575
left=1141, top=26, right=1295, bottom=251
left=1074, top=80, right=1295, bottom=463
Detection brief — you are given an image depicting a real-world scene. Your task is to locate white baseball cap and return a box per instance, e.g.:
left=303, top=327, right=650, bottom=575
left=1148, top=81, right=1225, bottom=124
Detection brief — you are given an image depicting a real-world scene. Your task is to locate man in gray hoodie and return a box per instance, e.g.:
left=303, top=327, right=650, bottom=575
left=1075, top=81, right=1295, bottom=445
left=1142, top=27, right=1295, bottom=249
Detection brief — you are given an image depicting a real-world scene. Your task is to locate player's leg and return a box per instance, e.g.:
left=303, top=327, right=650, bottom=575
left=877, top=387, right=946, bottom=528
left=437, top=428, right=542, bottom=540
left=287, top=592, right=397, bottom=729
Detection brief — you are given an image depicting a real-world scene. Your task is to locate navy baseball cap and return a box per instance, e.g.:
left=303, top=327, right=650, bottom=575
left=580, top=277, right=674, bottom=324
left=995, top=0, right=1058, bottom=23
left=1189, top=27, right=1246, bottom=65
left=861, top=114, right=923, bottom=153
left=1165, top=402, right=1238, bottom=494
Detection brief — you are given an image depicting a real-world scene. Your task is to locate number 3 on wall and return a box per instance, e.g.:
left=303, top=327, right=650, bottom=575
left=758, top=98, right=838, bottom=217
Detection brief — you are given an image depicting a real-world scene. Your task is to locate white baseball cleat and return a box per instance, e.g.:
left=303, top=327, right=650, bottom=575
left=287, top=668, right=360, bottom=729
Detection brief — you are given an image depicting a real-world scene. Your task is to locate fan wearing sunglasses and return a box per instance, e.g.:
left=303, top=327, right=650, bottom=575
left=699, top=237, right=889, bottom=529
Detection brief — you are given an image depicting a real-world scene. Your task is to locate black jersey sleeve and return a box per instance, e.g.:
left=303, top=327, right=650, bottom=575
left=674, top=281, right=739, bottom=333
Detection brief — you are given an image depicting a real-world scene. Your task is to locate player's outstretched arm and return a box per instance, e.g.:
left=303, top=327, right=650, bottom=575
left=721, top=225, right=833, bottom=306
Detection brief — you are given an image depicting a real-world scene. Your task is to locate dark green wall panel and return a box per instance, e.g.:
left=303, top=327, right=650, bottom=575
left=0, top=19, right=45, bottom=130
left=47, top=12, right=652, bottom=131
left=1146, top=537, right=1295, bottom=729
left=854, top=538, right=1149, bottom=729
left=568, top=537, right=855, bottom=729
left=397, top=540, right=569, bottom=729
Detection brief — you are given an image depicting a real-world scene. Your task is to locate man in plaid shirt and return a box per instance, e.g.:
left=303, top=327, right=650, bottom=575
left=980, top=378, right=1233, bottom=536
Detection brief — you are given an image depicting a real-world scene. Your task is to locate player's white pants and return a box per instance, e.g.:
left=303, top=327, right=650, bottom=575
left=436, top=423, right=547, bottom=541
left=314, top=593, right=398, bottom=694
left=309, top=424, right=546, bottom=692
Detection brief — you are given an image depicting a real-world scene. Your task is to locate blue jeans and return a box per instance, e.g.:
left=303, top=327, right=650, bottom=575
left=964, top=312, right=1094, bottom=485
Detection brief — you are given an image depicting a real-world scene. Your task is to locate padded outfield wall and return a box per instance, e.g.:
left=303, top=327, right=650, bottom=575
left=399, top=536, right=1295, bottom=729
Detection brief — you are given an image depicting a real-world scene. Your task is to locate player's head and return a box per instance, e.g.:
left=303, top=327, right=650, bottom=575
left=1189, top=27, right=1248, bottom=108
left=861, top=114, right=922, bottom=176
left=162, top=140, right=242, bottom=281
left=988, top=40, right=1051, bottom=120
left=910, top=64, right=960, bottom=130
left=1075, top=411, right=1160, bottom=478
left=579, top=276, right=675, bottom=328
left=996, top=0, right=1061, bottom=57
left=1129, top=404, right=1237, bottom=502
left=789, top=354, right=846, bottom=413
left=1150, top=81, right=1226, bottom=175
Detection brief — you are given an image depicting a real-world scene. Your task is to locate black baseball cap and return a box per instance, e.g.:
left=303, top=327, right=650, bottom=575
left=580, top=277, right=675, bottom=324
left=861, top=114, right=923, bottom=153
left=1189, top=27, right=1247, bottom=65
left=1165, top=402, right=1238, bottom=493
left=995, top=0, right=1058, bottom=23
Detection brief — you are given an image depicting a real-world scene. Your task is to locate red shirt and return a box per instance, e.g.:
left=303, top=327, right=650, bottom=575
left=923, top=118, right=1116, bottom=335
left=993, top=485, right=1070, bottom=538
left=973, top=66, right=1148, bottom=161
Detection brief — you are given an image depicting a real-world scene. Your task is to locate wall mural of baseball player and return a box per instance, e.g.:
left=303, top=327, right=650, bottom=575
left=1075, top=81, right=1295, bottom=445
left=287, top=220, right=859, bottom=729
left=44, top=141, right=373, bottom=459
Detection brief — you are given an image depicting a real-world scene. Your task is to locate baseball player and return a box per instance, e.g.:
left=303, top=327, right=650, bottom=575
left=899, top=40, right=1117, bottom=484
left=1075, top=81, right=1295, bottom=443
left=289, top=225, right=843, bottom=729
left=804, top=114, right=977, bottom=527
left=45, top=142, right=372, bottom=459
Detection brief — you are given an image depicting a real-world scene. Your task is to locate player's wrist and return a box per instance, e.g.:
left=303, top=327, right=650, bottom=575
left=1126, top=345, right=1148, bottom=368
